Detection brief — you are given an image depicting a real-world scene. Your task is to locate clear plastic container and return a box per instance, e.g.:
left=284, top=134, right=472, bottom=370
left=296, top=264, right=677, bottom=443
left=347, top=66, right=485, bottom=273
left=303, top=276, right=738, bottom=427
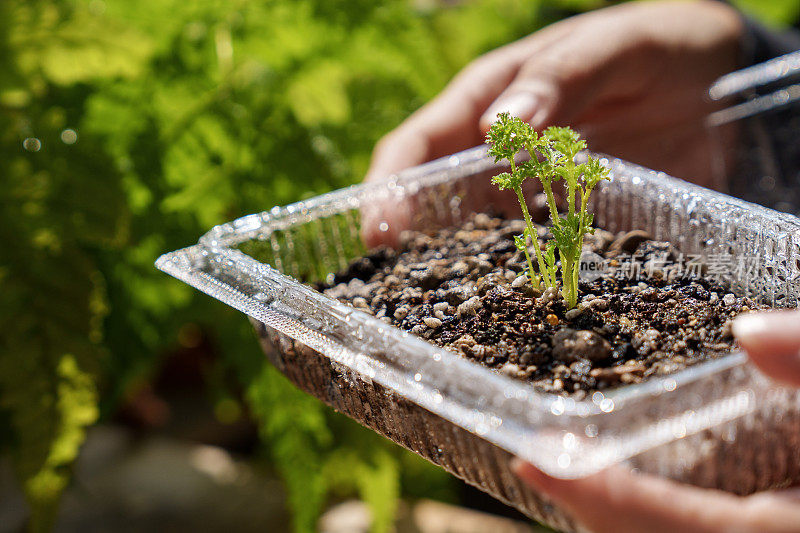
left=157, top=56, right=800, bottom=530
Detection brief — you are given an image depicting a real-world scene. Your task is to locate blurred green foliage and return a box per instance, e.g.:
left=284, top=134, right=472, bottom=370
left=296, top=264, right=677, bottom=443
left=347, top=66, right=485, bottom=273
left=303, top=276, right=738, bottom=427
left=1, top=1, right=797, bottom=532
left=0, top=0, right=546, bottom=531
left=734, top=0, right=800, bottom=27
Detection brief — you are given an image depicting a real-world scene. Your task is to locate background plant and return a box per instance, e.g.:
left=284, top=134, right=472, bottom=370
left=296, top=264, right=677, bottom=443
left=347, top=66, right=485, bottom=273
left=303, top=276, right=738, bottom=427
left=0, top=1, right=795, bottom=532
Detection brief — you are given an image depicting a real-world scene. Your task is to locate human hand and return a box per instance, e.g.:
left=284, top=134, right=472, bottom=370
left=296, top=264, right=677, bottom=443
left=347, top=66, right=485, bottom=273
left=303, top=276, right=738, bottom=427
left=366, top=0, right=742, bottom=190
left=514, top=310, right=800, bottom=533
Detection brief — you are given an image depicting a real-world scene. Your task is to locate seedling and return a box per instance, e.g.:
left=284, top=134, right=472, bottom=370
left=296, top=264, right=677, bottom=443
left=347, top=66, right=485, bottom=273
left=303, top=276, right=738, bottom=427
left=486, top=113, right=610, bottom=309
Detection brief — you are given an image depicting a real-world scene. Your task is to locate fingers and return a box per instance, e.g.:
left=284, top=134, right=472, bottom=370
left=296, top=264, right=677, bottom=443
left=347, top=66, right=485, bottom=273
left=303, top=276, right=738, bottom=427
left=365, top=132, right=431, bottom=184
left=363, top=0, right=744, bottom=246
left=733, top=310, right=800, bottom=386
left=364, top=4, right=597, bottom=182
left=360, top=169, right=539, bottom=249
left=479, top=75, right=559, bottom=133
left=361, top=42, right=541, bottom=247
left=477, top=5, right=656, bottom=133
left=365, top=47, right=525, bottom=183
left=361, top=51, right=521, bottom=248
left=480, top=0, right=742, bottom=139
left=514, top=462, right=800, bottom=533
left=359, top=189, right=414, bottom=249
left=367, top=7, right=605, bottom=183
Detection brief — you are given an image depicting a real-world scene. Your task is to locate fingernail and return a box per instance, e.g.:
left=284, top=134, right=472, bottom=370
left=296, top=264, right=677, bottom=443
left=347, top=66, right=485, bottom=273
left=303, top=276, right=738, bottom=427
left=484, top=92, right=539, bottom=124
left=733, top=310, right=800, bottom=347
left=731, top=312, right=769, bottom=340
left=733, top=311, right=800, bottom=385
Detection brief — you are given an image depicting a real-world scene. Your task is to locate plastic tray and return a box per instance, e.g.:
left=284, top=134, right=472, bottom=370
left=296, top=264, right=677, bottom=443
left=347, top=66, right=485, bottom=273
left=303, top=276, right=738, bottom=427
left=157, top=143, right=800, bottom=529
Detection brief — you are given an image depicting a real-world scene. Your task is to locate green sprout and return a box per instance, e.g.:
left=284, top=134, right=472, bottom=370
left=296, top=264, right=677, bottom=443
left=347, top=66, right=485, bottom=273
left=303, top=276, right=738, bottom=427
left=486, top=112, right=610, bottom=309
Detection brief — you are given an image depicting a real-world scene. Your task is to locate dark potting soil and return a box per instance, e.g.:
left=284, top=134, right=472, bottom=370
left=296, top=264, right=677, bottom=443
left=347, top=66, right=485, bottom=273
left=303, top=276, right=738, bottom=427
left=316, top=213, right=767, bottom=398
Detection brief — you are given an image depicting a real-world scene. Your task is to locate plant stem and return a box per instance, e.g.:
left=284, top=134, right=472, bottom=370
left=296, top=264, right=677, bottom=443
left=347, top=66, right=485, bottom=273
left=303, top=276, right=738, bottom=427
left=566, top=159, right=576, bottom=217
left=542, top=181, right=560, bottom=226
left=520, top=239, right=539, bottom=287
left=515, top=187, right=552, bottom=288
left=571, top=255, right=580, bottom=308
left=573, top=185, right=598, bottom=303
left=562, top=255, right=576, bottom=308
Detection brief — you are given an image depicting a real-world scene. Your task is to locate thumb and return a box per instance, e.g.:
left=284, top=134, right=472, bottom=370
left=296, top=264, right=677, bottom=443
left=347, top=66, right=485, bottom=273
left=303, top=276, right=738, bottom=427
left=733, top=310, right=800, bottom=387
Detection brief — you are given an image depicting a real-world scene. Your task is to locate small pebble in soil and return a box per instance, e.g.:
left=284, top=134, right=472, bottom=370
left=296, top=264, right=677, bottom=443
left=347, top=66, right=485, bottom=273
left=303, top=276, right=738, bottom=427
left=586, top=298, right=609, bottom=311
left=539, top=287, right=559, bottom=306
left=423, top=317, right=443, bottom=329
left=564, top=307, right=584, bottom=320
left=457, top=296, right=482, bottom=317
left=433, top=302, right=450, bottom=313
left=552, top=328, right=612, bottom=363
left=512, top=275, right=528, bottom=288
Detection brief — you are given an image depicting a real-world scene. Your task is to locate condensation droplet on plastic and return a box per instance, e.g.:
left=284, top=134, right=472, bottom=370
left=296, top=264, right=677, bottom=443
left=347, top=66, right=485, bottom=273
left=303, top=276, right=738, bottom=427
left=550, top=399, right=565, bottom=416
left=23, top=137, right=41, bottom=152
left=585, top=424, right=599, bottom=438
left=557, top=453, right=571, bottom=468
left=379, top=222, right=389, bottom=232
left=599, top=398, right=614, bottom=413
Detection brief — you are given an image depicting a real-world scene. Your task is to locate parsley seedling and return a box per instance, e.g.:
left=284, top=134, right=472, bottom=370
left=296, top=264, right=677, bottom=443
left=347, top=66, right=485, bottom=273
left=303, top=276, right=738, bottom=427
left=486, top=113, right=610, bottom=309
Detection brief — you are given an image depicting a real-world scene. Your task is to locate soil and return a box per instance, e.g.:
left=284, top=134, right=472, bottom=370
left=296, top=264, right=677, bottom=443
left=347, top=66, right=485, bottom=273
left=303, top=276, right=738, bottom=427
left=316, top=212, right=767, bottom=398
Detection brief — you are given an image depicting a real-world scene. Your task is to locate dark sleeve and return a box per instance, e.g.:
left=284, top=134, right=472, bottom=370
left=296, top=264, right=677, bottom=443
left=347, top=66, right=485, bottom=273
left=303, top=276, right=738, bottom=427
left=739, top=15, right=800, bottom=67
left=725, top=14, right=800, bottom=214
